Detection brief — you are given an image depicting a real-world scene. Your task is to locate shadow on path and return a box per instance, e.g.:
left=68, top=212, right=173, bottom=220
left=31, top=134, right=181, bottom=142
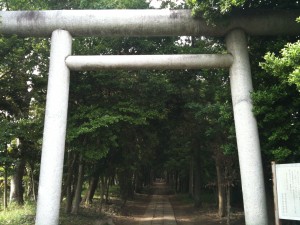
left=113, top=182, right=245, bottom=225
left=138, top=182, right=177, bottom=225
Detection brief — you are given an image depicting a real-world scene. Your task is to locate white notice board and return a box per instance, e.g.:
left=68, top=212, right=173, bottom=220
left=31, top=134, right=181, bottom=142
left=275, top=163, right=300, bottom=220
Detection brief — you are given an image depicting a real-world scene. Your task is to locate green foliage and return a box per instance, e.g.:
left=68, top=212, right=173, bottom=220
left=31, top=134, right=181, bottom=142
left=271, top=147, right=292, bottom=162
left=0, top=0, right=48, bottom=10
left=249, top=19, right=300, bottom=163
left=252, top=82, right=300, bottom=162
left=187, top=0, right=300, bottom=22
left=250, top=35, right=300, bottom=163
left=79, top=0, right=149, bottom=9
left=260, top=40, right=300, bottom=91
left=187, top=0, right=245, bottom=15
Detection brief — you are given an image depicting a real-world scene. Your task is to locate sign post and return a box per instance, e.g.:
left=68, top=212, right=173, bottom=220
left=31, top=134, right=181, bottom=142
left=272, top=162, right=281, bottom=225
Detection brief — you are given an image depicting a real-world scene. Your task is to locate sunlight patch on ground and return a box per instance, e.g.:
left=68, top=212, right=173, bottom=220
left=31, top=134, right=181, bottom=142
left=176, top=218, right=193, bottom=222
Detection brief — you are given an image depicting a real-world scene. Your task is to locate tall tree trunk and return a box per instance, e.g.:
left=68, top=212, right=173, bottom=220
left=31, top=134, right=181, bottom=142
left=194, top=160, right=202, bottom=208
left=84, top=175, right=100, bottom=205
left=4, top=161, right=8, bottom=210
left=174, top=171, right=180, bottom=193
left=118, top=169, right=134, bottom=207
left=71, top=154, right=84, bottom=215
left=216, top=163, right=226, bottom=217
left=3, top=142, right=8, bottom=210
left=31, top=164, right=36, bottom=201
left=105, top=176, right=110, bottom=204
left=134, top=171, right=143, bottom=194
left=10, top=158, right=25, bottom=205
left=100, top=175, right=106, bottom=211
left=226, top=184, right=231, bottom=225
left=65, top=151, right=75, bottom=214
left=26, top=164, right=36, bottom=201
left=150, top=169, right=154, bottom=185
left=189, top=161, right=194, bottom=197
left=194, top=149, right=202, bottom=208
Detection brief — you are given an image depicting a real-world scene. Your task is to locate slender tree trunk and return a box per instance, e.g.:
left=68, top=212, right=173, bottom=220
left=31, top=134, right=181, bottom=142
left=100, top=175, right=105, bottom=211
left=65, top=151, right=75, bottom=214
left=177, top=172, right=180, bottom=193
left=10, top=158, right=25, bottom=205
left=84, top=175, right=100, bottom=205
left=4, top=162, right=8, bottom=210
left=105, top=177, right=110, bottom=203
left=174, top=171, right=178, bottom=193
left=226, top=184, right=231, bottom=225
left=150, top=169, right=154, bottom=185
left=168, top=173, right=172, bottom=188
left=216, top=163, right=226, bottom=217
left=135, top=171, right=143, bottom=194
left=26, top=164, right=36, bottom=201
left=194, top=159, right=202, bottom=208
left=3, top=142, right=8, bottom=210
left=31, top=164, right=36, bottom=201
left=118, top=169, right=134, bottom=207
left=189, top=161, right=194, bottom=197
left=72, top=154, right=84, bottom=215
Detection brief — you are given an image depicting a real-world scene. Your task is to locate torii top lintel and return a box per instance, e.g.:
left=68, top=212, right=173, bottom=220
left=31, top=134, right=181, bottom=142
left=0, top=9, right=299, bottom=37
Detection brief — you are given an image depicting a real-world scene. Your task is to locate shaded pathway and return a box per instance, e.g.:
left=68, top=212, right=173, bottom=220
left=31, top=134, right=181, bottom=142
left=112, top=182, right=245, bottom=225
left=139, top=182, right=177, bottom=225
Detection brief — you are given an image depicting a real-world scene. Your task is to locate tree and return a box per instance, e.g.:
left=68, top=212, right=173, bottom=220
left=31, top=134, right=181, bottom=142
left=0, top=34, right=48, bottom=204
left=250, top=18, right=300, bottom=165
left=250, top=37, right=300, bottom=163
left=261, top=38, right=300, bottom=90
left=187, top=0, right=300, bottom=21
left=0, top=118, right=15, bottom=209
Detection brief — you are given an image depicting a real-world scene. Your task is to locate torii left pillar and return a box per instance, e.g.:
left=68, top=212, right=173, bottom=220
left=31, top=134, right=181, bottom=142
left=35, top=29, right=72, bottom=225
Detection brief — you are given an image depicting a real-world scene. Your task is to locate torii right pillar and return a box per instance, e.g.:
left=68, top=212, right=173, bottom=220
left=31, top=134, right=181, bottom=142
left=226, top=29, right=268, bottom=225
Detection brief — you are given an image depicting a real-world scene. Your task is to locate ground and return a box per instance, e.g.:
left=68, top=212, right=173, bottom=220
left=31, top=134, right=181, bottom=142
left=108, top=182, right=245, bottom=225
left=0, top=182, right=245, bottom=225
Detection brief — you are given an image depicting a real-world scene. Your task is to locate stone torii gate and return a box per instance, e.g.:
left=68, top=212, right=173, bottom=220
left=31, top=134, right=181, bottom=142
left=0, top=9, right=299, bottom=225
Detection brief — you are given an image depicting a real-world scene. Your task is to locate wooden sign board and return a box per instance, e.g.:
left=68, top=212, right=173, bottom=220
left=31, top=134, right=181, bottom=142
left=275, top=163, right=300, bottom=221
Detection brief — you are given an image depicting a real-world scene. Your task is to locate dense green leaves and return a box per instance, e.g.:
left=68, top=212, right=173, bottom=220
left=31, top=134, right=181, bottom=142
left=79, top=0, right=149, bottom=9
left=250, top=36, right=300, bottom=163
left=261, top=40, right=300, bottom=90
left=187, top=0, right=300, bottom=22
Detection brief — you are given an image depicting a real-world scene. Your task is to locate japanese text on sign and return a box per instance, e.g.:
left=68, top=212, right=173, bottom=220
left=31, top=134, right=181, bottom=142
left=276, top=163, right=300, bottom=220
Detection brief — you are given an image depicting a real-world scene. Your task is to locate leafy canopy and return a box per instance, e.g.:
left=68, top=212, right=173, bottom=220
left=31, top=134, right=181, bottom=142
left=260, top=40, right=300, bottom=91
left=187, top=0, right=300, bottom=22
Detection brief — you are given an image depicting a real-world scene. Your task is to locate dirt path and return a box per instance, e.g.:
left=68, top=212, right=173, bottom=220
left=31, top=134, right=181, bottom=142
left=138, top=194, right=176, bottom=225
left=170, top=196, right=245, bottom=225
left=112, top=182, right=245, bottom=225
left=112, top=194, right=151, bottom=225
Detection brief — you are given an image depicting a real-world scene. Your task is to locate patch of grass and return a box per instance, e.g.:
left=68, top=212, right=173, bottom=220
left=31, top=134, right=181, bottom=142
left=0, top=199, right=106, bottom=225
left=0, top=202, right=36, bottom=225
